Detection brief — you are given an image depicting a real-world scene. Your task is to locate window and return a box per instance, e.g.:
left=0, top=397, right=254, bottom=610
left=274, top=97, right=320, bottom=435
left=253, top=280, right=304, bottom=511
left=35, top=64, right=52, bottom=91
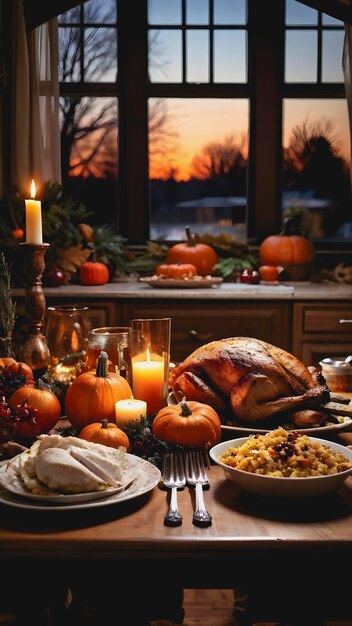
left=57, top=0, right=351, bottom=246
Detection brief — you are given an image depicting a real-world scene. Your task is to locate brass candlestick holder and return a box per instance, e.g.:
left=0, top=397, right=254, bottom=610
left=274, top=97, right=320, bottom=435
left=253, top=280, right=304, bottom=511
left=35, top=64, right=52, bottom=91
left=19, top=243, right=50, bottom=373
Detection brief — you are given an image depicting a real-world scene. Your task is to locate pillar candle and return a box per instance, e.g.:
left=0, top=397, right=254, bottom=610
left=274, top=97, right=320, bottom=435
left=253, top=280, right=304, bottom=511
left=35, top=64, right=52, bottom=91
left=132, top=359, right=166, bottom=415
left=115, top=398, right=147, bottom=427
left=25, top=180, right=42, bottom=244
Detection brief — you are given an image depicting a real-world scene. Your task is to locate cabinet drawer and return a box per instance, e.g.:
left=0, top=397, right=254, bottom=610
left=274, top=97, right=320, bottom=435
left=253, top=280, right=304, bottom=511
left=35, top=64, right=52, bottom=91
left=304, top=308, right=352, bottom=333
left=121, top=301, right=290, bottom=362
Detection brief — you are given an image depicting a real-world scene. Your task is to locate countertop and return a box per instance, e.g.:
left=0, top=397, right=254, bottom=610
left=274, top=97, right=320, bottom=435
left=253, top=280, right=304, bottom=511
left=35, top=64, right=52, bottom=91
left=12, top=279, right=352, bottom=301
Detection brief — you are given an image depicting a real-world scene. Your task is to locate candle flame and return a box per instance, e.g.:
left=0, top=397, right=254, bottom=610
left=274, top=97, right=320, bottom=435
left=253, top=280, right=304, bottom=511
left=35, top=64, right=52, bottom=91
left=30, top=179, right=36, bottom=199
left=146, top=347, right=151, bottom=362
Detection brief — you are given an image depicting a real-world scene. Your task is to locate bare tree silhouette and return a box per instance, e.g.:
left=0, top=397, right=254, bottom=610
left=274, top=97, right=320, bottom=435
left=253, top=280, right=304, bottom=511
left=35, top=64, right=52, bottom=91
left=190, top=134, right=247, bottom=179
left=59, top=6, right=177, bottom=182
left=283, top=118, right=348, bottom=198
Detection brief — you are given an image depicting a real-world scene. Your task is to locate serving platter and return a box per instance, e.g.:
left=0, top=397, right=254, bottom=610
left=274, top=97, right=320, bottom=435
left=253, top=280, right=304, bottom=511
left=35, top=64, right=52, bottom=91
left=221, top=415, right=352, bottom=436
left=139, top=276, right=223, bottom=289
left=0, top=454, right=161, bottom=511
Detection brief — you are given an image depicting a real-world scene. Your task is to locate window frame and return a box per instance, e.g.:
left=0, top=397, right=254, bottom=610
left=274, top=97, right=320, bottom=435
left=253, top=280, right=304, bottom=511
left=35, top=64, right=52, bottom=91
left=58, top=0, right=350, bottom=250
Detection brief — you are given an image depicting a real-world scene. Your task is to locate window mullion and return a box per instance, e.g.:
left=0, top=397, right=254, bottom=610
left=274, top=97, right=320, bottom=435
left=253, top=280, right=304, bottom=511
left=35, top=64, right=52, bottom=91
left=247, top=0, right=284, bottom=241
left=118, top=0, right=149, bottom=243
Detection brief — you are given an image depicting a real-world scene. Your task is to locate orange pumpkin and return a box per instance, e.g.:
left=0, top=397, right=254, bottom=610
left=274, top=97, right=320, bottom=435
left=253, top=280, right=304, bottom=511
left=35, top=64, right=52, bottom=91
left=152, top=398, right=221, bottom=447
left=156, top=263, right=197, bottom=279
left=11, top=227, right=24, bottom=240
left=79, top=418, right=130, bottom=450
left=8, top=382, right=61, bottom=433
left=79, top=252, right=109, bottom=286
left=65, top=351, right=133, bottom=430
left=166, top=227, right=218, bottom=276
left=0, top=357, right=16, bottom=370
left=6, top=361, right=35, bottom=386
left=259, top=220, right=315, bottom=281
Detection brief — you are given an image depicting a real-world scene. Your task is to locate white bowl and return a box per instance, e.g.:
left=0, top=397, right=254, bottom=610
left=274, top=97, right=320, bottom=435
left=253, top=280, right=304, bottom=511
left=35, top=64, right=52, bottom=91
left=209, top=436, right=352, bottom=498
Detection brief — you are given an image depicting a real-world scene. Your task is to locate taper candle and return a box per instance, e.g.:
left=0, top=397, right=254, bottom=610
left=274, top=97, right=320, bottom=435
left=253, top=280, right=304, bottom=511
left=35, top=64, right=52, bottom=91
left=25, top=180, right=42, bottom=244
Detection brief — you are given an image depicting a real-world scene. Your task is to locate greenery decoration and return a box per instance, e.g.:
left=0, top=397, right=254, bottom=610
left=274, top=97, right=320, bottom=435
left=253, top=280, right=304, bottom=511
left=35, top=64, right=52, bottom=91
left=90, top=224, right=128, bottom=275
left=124, top=241, right=169, bottom=276
left=0, top=253, right=16, bottom=357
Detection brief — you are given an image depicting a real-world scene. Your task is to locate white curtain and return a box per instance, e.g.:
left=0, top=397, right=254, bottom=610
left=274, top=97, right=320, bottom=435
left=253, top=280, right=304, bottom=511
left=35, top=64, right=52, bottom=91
left=11, top=0, right=61, bottom=193
left=343, top=2, right=352, bottom=186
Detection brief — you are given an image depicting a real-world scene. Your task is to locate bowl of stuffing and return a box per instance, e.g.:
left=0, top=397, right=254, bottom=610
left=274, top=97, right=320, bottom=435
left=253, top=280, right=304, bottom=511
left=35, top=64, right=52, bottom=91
left=209, top=427, right=352, bottom=497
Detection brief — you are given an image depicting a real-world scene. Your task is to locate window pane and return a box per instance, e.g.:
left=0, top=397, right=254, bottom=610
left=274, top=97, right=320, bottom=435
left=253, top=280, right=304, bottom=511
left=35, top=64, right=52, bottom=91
left=58, top=7, right=80, bottom=24
left=59, top=28, right=81, bottom=82
left=186, top=0, right=209, bottom=25
left=149, top=98, right=249, bottom=241
left=186, top=30, right=209, bottom=83
left=214, top=0, right=246, bottom=25
left=285, top=0, right=317, bottom=25
left=83, top=0, right=116, bottom=23
left=60, top=96, right=118, bottom=225
left=214, top=30, right=246, bottom=83
left=149, top=30, right=182, bottom=82
left=322, top=31, right=344, bottom=83
left=322, top=14, right=343, bottom=26
left=148, top=0, right=182, bottom=24
left=285, top=31, right=317, bottom=82
left=84, top=28, right=117, bottom=82
left=282, top=99, right=351, bottom=242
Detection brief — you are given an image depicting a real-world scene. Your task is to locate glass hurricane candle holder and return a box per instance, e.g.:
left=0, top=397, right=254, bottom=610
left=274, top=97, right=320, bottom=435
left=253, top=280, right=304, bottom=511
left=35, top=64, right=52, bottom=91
left=129, top=318, right=171, bottom=415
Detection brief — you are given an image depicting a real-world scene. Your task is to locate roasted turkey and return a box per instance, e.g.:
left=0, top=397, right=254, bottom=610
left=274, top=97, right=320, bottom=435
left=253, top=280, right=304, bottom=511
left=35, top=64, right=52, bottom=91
left=169, top=337, right=331, bottom=424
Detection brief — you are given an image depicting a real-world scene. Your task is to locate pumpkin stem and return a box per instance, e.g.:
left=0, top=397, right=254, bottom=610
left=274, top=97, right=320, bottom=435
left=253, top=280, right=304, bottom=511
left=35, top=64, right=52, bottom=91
left=89, top=249, right=97, bottom=263
left=180, top=397, right=193, bottom=417
left=101, top=419, right=108, bottom=429
left=96, top=351, right=109, bottom=377
left=185, top=226, right=195, bottom=247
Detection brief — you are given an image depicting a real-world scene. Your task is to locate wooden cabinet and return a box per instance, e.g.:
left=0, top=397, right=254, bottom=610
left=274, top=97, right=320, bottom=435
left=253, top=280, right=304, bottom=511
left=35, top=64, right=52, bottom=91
left=292, top=302, right=352, bottom=367
left=121, top=300, right=291, bottom=362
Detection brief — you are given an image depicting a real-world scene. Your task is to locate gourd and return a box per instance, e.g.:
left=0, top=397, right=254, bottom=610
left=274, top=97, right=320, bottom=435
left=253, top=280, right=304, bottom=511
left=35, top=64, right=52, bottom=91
left=259, top=217, right=315, bottom=280
left=79, top=418, right=130, bottom=450
left=79, top=251, right=109, bottom=285
left=65, top=351, right=133, bottom=430
left=166, top=227, right=218, bottom=276
left=6, top=360, right=35, bottom=386
left=156, top=263, right=197, bottom=279
left=8, top=381, right=61, bottom=433
left=152, top=397, right=221, bottom=447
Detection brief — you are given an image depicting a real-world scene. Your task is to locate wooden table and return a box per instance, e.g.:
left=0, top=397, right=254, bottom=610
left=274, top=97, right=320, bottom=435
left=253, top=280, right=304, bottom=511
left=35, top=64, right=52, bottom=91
left=1, top=459, right=352, bottom=624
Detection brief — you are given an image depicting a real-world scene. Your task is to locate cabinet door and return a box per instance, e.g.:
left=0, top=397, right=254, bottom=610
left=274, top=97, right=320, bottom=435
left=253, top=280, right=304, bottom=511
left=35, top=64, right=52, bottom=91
left=293, top=302, right=352, bottom=367
left=122, top=301, right=290, bottom=362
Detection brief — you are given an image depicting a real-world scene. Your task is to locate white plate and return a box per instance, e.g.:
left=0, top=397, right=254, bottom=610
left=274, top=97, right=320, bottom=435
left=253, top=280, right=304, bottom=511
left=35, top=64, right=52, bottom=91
left=139, top=276, right=223, bottom=289
left=210, top=436, right=352, bottom=497
left=221, top=415, right=352, bottom=436
left=0, top=454, right=161, bottom=511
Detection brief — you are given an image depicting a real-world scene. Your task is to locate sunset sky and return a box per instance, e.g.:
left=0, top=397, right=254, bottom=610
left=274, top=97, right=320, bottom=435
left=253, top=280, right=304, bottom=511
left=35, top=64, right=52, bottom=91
left=148, top=97, right=350, bottom=181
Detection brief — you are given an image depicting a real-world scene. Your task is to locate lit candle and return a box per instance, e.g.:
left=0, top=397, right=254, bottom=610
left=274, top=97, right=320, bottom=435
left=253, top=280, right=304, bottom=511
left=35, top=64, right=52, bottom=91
left=25, top=180, right=42, bottom=244
left=115, top=398, right=147, bottom=427
left=132, top=350, right=166, bottom=415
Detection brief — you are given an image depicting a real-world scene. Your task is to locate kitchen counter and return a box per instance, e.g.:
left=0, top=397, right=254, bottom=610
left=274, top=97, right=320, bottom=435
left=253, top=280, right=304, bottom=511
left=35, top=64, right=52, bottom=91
left=11, top=279, right=352, bottom=301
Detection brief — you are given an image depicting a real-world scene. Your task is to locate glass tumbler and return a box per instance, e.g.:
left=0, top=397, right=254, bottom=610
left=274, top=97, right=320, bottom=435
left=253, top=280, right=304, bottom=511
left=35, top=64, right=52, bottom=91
left=45, top=304, right=91, bottom=381
left=86, top=326, right=132, bottom=382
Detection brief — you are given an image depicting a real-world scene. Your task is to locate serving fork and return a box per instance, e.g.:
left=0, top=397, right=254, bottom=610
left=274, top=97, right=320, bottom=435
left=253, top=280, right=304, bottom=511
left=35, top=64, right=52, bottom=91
left=185, top=449, right=212, bottom=527
left=162, top=452, right=186, bottom=526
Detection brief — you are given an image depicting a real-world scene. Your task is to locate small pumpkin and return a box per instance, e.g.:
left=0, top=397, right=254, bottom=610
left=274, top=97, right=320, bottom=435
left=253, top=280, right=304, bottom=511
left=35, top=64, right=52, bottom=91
left=79, top=251, right=109, bottom=286
left=0, top=357, right=16, bottom=370
left=79, top=418, right=130, bottom=450
left=259, top=218, right=315, bottom=280
left=156, top=262, right=197, bottom=279
left=6, top=361, right=35, bottom=386
left=8, top=381, right=61, bottom=433
left=65, top=351, right=133, bottom=430
left=152, top=397, right=221, bottom=447
left=166, top=227, right=218, bottom=276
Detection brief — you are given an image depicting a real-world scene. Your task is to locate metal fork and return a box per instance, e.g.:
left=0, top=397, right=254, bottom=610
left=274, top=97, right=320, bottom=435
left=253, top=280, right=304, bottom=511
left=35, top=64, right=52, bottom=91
left=185, top=449, right=212, bottom=527
left=162, top=453, right=186, bottom=526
